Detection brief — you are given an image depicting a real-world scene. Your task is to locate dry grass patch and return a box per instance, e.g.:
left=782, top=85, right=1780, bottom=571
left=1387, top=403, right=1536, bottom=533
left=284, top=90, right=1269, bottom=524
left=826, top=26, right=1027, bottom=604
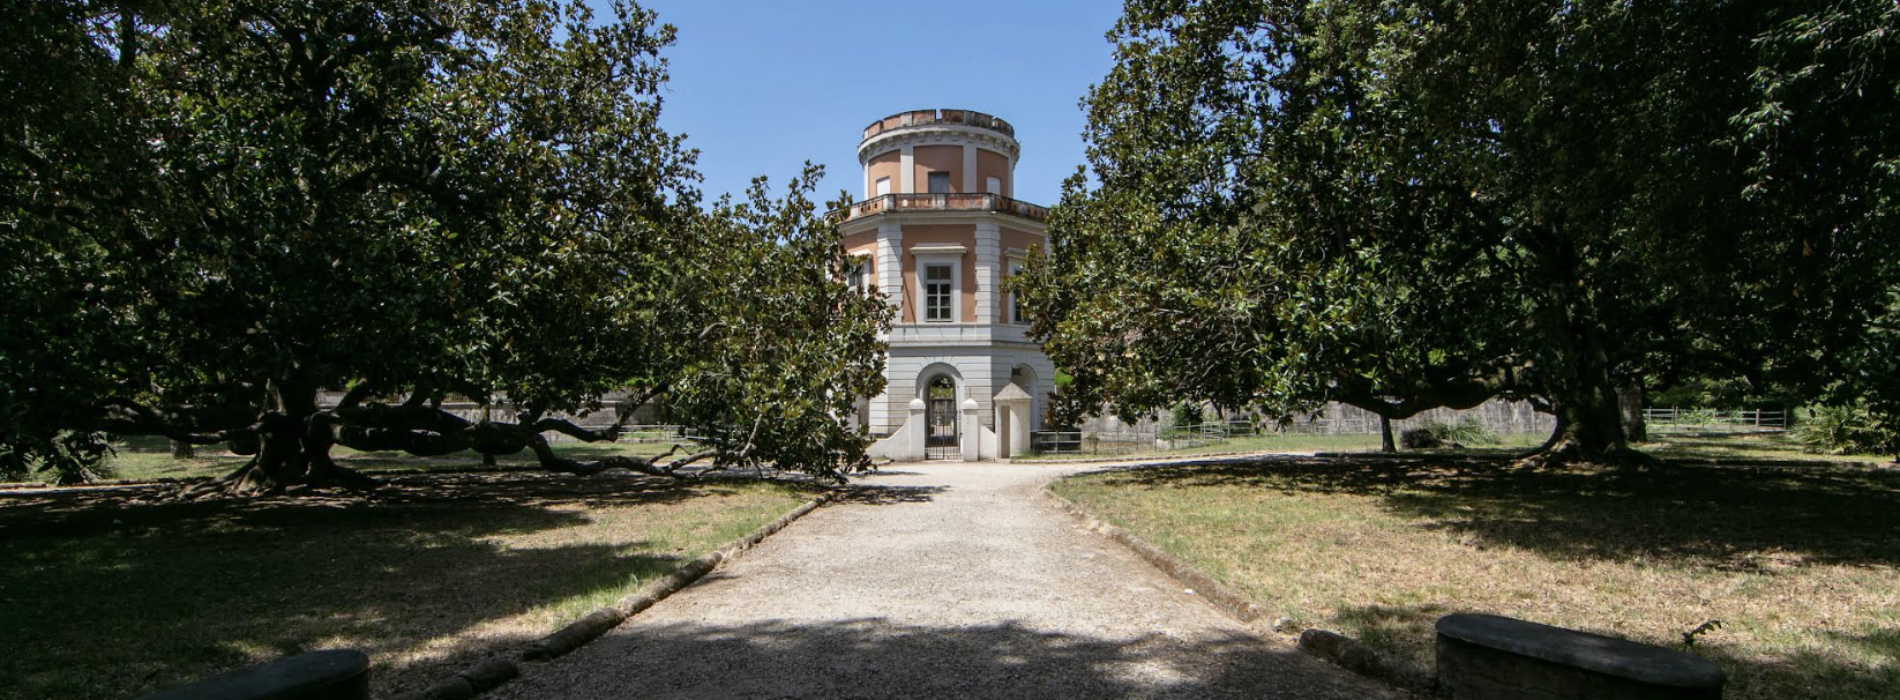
left=80, top=435, right=685, bottom=483
left=1053, top=453, right=1900, bottom=700
left=0, top=472, right=815, bottom=700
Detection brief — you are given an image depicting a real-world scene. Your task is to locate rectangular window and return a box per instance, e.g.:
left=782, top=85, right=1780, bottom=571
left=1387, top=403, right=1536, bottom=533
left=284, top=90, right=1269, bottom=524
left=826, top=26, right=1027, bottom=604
left=924, top=264, right=953, bottom=321
left=986, top=176, right=1002, bottom=195
left=927, top=171, right=952, bottom=194
left=847, top=258, right=868, bottom=292
left=875, top=177, right=890, bottom=197
left=1008, top=260, right=1025, bottom=324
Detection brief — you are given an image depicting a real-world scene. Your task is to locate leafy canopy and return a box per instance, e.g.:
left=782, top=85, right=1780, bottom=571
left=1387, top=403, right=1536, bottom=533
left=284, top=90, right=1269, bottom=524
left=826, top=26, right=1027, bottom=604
left=1, top=0, right=890, bottom=488
left=1023, top=0, right=1899, bottom=460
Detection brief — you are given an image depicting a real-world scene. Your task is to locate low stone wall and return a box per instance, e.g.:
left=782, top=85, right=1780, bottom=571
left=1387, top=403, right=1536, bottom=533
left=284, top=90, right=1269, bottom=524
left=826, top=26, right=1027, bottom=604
left=134, top=649, right=368, bottom=700
left=1082, top=398, right=1556, bottom=437
left=1435, top=613, right=1725, bottom=700
left=1304, top=400, right=1555, bottom=436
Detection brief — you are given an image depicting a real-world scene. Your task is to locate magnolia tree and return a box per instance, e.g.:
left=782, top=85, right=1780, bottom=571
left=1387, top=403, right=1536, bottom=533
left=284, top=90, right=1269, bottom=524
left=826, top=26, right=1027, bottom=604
left=1, top=0, right=890, bottom=491
left=1021, top=0, right=1899, bottom=464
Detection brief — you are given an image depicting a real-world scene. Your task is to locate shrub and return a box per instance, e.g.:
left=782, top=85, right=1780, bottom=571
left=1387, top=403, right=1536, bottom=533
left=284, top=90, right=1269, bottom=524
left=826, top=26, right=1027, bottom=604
left=1400, top=418, right=1497, bottom=450
left=0, top=430, right=115, bottom=485
left=1791, top=405, right=1892, bottom=456
left=1170, top=402, right=1205, bottom=429
left=1399, top=427, right=1442, bottom=449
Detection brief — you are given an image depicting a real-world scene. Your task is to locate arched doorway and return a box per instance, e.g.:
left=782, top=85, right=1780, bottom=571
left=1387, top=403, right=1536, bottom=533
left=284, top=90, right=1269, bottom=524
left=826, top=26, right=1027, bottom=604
left=924, top=374, right=958, bottom=460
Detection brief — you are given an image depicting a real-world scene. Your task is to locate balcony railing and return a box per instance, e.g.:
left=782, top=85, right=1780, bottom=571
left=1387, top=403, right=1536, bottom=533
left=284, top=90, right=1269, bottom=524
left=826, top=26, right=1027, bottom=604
left=829, top=193, right=1049, bottom=223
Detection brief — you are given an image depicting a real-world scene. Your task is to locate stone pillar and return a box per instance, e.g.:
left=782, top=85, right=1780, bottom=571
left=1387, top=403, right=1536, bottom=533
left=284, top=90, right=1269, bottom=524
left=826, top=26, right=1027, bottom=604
left=974, top=221, right=1001, bottom=323
left=907, top=398, right=927, bottom=461
left=960, top=399, right=982, bottom=461
left=995, top=394, right=1031, bottom=458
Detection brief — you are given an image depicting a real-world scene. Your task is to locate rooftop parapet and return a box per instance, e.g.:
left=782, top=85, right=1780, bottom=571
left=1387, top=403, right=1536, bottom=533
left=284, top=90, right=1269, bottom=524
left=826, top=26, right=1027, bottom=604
left=861, top=109, right=1016, bottom=144
left=829, top=193, right=1048, bottom=224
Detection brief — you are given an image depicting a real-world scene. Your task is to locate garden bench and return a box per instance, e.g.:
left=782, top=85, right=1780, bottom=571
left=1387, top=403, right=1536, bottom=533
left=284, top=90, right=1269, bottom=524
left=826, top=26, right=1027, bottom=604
left=1435, top=613, right=1725, bottom=700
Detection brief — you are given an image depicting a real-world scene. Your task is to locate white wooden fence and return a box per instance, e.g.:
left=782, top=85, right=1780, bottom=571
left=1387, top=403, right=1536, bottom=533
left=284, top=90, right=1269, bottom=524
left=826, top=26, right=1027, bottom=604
left=1643, top=408, right=1786, bottom=431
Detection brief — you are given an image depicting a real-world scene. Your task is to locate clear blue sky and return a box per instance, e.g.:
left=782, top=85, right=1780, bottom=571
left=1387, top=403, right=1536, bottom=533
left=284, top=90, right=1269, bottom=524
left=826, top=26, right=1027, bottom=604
left=611, top=0, right=1125, bottom=208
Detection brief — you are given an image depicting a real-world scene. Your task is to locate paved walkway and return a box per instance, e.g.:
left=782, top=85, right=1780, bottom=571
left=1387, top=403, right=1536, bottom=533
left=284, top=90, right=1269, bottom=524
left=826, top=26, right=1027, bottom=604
left=492, top=461, right=1402, bottom=699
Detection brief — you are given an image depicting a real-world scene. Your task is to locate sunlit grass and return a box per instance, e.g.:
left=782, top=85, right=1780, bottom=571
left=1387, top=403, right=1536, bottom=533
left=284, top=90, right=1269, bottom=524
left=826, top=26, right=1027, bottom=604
left=1053, top=449, right=1900, bottom=700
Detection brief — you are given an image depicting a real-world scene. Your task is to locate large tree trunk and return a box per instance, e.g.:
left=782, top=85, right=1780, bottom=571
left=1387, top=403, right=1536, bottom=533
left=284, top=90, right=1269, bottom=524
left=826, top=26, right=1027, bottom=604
left=1380, top=414, right=1396, bottom=453
left=1551, top=386, right=1627, bottom=457
left=1527, top=347, right=1648, bottom=468
left=191, top=385, right=376, bottom=497
left=1523, top=255, right=1642, bottom=467
left=1618, top=381, right=1647, bottom=443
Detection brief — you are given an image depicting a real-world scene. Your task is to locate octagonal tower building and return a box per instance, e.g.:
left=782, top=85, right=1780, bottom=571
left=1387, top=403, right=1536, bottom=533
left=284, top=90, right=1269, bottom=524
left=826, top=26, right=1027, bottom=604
left=840, top=109, right=1055, bottom=461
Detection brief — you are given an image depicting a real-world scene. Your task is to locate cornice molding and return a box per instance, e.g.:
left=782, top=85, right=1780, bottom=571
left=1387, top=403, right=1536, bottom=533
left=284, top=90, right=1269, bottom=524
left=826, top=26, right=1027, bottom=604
left=859, top=125, right=1020, bottom=164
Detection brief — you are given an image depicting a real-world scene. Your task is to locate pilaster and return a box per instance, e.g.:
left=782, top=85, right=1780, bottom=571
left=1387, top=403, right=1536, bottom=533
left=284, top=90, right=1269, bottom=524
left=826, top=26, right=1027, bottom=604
left=974, top=221, right=1001, bottom=323
left=899, top=145, right=915, bottom=194
left=877, top=222, right=904, bottom=316
left=962, top=144, right=978, bottom=193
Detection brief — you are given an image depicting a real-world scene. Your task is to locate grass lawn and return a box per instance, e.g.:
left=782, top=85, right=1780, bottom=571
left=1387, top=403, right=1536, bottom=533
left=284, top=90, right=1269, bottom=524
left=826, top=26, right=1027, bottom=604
left=0, top=472, right=815, bottom=700
left=1052, top=440, right=1900, bottom=700
left=79, top=435, right=686, bottom=483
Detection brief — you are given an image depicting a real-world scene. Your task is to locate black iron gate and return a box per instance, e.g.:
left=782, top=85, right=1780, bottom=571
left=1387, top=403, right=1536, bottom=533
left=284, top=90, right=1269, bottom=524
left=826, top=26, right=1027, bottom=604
left=925, top=376, right=958, bottom=460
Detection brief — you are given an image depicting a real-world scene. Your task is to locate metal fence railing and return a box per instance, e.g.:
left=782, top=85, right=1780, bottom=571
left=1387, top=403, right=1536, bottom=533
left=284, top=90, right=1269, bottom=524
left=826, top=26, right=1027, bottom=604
left=1029, top=422, right=1260, bottom=456
left=1643, top=408, right=1787, bottom=431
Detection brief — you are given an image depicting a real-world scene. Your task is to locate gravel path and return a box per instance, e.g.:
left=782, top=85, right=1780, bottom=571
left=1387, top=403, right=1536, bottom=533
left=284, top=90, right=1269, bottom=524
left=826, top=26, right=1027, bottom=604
left=490, top=461, right=1402, bottom=699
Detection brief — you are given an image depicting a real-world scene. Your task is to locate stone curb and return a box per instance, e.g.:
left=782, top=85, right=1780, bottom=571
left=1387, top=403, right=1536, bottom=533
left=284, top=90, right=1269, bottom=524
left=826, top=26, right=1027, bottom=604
left=384, top=489, right=836, bottom=700
left=1039, top=486, right=1263, bottom=624
left=1298, top=628, right=1436, bottom=694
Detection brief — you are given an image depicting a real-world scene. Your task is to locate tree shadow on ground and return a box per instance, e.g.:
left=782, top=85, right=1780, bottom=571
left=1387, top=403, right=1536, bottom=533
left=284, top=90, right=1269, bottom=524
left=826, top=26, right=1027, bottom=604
left=487, top=618, right=1393, bottom=700
left=0, top=472, right=795, bottom=700
left=1108, top=455, right=1900, bottom=568
left=833, top=483, right=946, bottom=506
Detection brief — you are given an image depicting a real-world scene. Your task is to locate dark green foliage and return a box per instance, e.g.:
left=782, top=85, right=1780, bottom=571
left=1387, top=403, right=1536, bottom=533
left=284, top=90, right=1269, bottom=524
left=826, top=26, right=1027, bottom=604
left=1020, top=0, right=1900, bottom=464
left=1397, top=429, right=1439, bottom=451
left=1647, top=379, right=1797, bottom=412
left=0, top=430, right=114, bottom=485
left=1169, top=403, right=1204, bottom=429
left=1791, top=406, right=1891, bottom=457
left=0, top=0, right=889, bottom=489
left=1400, top=418, right=1496, bottom=450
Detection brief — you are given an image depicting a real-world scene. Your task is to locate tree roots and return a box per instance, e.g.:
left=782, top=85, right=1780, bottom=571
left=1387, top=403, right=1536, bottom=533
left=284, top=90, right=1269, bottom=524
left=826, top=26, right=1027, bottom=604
left=1515, top=439, right=1663, bottom=470
left=182, top=454, right=379, bottom=499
